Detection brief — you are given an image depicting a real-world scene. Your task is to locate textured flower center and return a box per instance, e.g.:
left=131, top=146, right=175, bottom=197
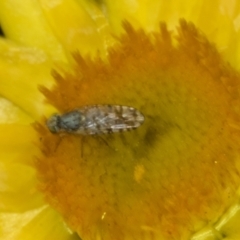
left=35, top=20, right=240, bottom=240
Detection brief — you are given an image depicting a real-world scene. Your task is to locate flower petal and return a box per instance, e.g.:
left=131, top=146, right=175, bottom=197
left=0, top=124, right=43, bottom=212
left=104, top=0, right=240, bottom=69
left=0, top=38, right=56, bottom=119
left=39, top=0, right=111, bottom=57
left=0, top=97, right=31, bottom=124
left=0, top=0, right=66, bottom=61
left=0, top=205, right=79, bottom=240
left=104, top=0, right=163, bottom=33
left=192, top=199, right=240, bottom=239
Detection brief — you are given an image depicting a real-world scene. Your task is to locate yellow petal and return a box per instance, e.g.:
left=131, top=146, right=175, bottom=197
left=104, top=0, right=163, bottom=33
left=0, top=205, right=79, bottom=240
left=192, top=198, right=240, bottom=240
left=39, top=0, right=110, bottom=57
left=0, top=97, right=31, bottom=124
left=0, top=124, right=45, bottom=222
left=0, top=38, right=55, bottom=119
left=104, top=0, right=240, bottom=69
left=0, top=0, right=66, bottom=61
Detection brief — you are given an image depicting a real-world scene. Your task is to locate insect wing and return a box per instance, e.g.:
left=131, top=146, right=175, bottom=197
left=77, top=105, right=144, bottom=134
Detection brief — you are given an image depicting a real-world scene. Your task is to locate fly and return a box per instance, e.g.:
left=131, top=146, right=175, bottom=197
left=47, top=105, right=144, bottom=135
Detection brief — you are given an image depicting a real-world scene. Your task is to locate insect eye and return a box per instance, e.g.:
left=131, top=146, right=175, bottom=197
left=47, top=114, right=60, bottom=133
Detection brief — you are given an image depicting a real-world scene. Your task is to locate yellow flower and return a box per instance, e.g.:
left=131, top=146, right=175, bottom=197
left=1, top=1, right=240, bottom=240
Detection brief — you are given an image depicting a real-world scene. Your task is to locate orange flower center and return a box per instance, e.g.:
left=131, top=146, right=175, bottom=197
left=35, top=20, right=240, bottom=240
